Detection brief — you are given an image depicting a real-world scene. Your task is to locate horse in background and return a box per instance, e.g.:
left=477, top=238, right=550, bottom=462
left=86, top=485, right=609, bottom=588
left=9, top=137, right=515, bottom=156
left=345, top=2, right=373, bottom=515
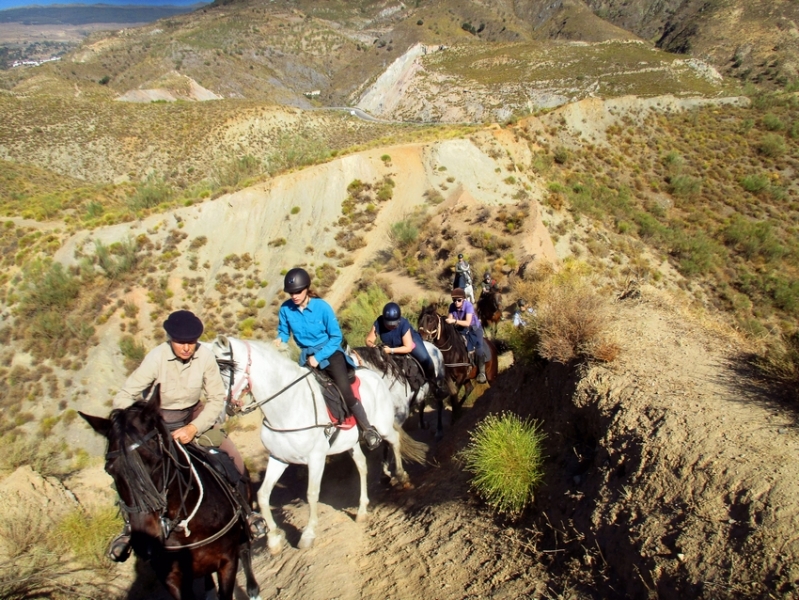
left=476, top=289, right=503, bottom=338
left=417, top=304, right=498, bottom=422
left=349, top=342, right=448, bottom=440
left=212, top=336, right=428, bottom=554
left=80, top=387, right=261, bottom=600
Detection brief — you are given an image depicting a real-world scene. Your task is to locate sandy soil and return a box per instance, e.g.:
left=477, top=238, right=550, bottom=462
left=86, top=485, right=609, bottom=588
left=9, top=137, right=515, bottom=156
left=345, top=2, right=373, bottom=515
left=67, top=283, right=799, bottom=599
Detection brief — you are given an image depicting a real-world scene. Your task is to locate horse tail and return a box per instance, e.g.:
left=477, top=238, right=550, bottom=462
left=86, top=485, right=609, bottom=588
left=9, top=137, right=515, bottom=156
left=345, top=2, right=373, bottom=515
left=394, top=424, right=428, bottom=464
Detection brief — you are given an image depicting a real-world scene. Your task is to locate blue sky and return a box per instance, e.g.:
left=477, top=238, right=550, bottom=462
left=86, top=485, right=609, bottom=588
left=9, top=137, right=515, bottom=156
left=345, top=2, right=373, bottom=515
left=0, top=0, right=208, bottom=10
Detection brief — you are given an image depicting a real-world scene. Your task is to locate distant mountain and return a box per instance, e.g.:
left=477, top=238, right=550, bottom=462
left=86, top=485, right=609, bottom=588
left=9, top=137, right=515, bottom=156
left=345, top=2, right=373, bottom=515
left=0, top=3, right=208, bottom=23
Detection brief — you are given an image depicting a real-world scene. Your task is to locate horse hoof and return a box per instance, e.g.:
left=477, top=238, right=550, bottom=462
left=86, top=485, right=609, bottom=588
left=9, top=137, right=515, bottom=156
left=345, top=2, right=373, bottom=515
left=298, top=535, right=316, bottom=549
left=267, top=531, right=285, bottom=556
left=355, top=512, right=370, bottom=524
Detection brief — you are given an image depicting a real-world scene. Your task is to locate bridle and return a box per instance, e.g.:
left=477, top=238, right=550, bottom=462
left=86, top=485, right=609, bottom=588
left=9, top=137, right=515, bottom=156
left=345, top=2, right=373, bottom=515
left=215, top=340, right=318, bottom=426
left=418, top=312, right=471, bottom=369
left=107, top=418, right=240, bottom=550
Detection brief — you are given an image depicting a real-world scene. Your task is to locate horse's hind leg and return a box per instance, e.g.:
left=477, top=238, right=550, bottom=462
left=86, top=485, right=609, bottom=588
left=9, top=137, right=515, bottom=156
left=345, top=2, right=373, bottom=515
left=349, top=444, right=370, bottom=522
left=385, top=425, right=409, bottom=487
left=256, top=456, right=288, bottom=556
left=239, top=543, right=262, bottom=600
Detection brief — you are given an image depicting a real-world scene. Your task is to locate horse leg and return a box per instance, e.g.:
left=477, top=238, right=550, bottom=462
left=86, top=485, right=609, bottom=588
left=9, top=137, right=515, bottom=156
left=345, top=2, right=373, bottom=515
left=349, top=444, right=371, bottom=522
left=239, top=542, right=263, bottom=600
left=299, top=453, right=325, bottom=549
left=435, top=396, right=445, bottom=441
left=386, top=424, right=409, bottom=487
left=256, top=456, right=288, bottom=556
left=203, top=574, right=217, bottom=600
left=214, top=556, right=238, bottom=600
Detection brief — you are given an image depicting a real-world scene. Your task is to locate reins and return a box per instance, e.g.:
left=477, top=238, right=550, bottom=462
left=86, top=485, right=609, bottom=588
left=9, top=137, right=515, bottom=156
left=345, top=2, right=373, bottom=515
left=108, top=414, right=241, bottom=550
left=217, top=340, right=335, bottom=434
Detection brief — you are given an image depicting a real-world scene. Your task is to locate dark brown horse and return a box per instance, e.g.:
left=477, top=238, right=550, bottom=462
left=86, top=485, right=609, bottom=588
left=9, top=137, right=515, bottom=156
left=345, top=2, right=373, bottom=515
left=80, top=386, right=261, bottom=600
left=417, top=304, right=498, bottom=431
left=476, top=289, right=503, bottom=338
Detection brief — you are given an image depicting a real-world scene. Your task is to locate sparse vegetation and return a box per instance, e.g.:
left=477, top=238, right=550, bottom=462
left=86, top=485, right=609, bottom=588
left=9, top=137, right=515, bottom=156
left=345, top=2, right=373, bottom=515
left=458, top=412, right=545, bottom=516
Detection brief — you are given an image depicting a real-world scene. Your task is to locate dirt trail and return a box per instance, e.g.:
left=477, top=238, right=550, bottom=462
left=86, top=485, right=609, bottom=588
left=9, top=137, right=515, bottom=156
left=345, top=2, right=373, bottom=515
left=106, top=285, right=799, bottom=599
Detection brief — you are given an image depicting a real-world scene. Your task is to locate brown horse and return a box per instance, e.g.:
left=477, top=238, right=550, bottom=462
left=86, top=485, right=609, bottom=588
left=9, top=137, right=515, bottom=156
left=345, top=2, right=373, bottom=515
left=476, top=289, right=503, bottom=338
left=417, top=304, right=498, bottom=431
left=80, top=386, right=261, bottom=600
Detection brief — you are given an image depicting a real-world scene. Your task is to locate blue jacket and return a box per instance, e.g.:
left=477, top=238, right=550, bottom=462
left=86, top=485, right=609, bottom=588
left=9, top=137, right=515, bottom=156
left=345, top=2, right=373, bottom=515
left=278, top=297, right=345, bottom=369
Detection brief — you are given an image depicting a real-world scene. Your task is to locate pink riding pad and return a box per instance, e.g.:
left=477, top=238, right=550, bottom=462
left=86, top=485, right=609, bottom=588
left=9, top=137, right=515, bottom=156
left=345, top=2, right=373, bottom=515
left=325, top=376, right=360, bottom=429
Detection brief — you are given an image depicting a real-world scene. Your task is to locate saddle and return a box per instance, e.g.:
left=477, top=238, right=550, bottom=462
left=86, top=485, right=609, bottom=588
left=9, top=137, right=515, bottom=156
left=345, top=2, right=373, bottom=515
left=186, top=442, right=242, bottom=487
left=310, top=368, right=358, bottom=430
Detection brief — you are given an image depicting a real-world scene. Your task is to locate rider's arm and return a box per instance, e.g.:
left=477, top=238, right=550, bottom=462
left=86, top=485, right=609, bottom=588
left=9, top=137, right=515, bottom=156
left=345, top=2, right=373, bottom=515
left=112, top=345, right=162, bottom=409
left=365, top=325, right=378, bottom=348
left=385, top=328, right=414, bottom=355
left=276, top=302, right=291, bottom=344
left=314, top=300, right=344, bottom=364
left=188, top=347, right=228, bottom=436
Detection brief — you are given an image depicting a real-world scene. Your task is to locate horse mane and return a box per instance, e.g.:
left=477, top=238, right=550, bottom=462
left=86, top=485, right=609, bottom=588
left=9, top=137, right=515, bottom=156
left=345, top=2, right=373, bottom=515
left=353, top=346, right=424, bottom=390
left=107, top=400, right=171, bottom=513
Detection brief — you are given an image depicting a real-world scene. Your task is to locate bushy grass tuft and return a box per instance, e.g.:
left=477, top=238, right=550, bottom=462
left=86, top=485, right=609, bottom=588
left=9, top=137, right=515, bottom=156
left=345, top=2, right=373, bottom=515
left=51, top=506, right=122, bottom=569
left=458, top=412, right=545, bottom=516
left=338, top=283, right=390, bottom=344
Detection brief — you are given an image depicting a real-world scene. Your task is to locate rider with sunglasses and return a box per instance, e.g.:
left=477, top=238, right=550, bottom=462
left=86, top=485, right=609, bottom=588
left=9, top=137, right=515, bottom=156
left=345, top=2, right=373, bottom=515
left=446, top=287, right=487, bottom=383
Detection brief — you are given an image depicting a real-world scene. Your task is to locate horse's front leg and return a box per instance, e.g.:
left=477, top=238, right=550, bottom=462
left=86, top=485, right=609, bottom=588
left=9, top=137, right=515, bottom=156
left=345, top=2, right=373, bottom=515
left=299, top=453, right=325, bottom=549
left=239, top=542, right=263, bottom=600
left=214, top=556, right=238, bottom=600
left=349, top=444, right=370, bottom=522
left=256, top=456, right=288, bottom=556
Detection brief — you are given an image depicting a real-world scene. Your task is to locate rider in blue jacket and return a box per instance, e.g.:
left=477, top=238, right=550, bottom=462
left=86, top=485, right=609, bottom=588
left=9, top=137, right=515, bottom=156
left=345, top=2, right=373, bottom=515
left=275, top=268, right=382, bottom=450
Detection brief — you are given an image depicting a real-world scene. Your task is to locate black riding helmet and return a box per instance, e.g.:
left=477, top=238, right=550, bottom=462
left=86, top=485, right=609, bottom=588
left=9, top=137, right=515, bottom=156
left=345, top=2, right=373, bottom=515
left=382, top=302, right=401, bottom=327
left=284, top=267, right=311, bottom=294
left=483, top=272, right=491, bottom=282
left=163, top=310, right=203, bottom=341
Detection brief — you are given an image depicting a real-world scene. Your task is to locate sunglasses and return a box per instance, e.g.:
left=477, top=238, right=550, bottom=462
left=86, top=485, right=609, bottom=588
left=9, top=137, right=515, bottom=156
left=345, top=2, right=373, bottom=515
left=452, top=298, right=464, bottom=303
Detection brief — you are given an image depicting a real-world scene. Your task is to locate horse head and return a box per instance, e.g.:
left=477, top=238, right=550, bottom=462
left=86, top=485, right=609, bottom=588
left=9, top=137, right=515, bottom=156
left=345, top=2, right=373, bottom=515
left=417, top=304, right=442, bottom=343
left=80, top=386, right=173, bottom=558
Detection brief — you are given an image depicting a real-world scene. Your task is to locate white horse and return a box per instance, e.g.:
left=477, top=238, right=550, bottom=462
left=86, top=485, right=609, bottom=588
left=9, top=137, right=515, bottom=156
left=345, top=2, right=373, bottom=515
left=210, top=335, right=428, bottom=554
left=348, top=341, right=448, bottom=437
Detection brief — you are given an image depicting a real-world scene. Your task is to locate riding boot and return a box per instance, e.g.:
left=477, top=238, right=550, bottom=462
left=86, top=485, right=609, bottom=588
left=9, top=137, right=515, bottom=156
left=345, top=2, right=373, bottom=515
left=108, top=521, right=132, bottom=563
left=476, top=353, right=487, bottom=384
left=349, top=401, right=382, bottom=451
left=235, top=478, right=266, bottom=540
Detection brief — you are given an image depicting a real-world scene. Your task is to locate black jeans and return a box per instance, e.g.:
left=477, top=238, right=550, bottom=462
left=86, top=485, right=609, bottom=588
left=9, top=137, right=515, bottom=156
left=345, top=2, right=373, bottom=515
left=323, top=350, right=358, bottom=408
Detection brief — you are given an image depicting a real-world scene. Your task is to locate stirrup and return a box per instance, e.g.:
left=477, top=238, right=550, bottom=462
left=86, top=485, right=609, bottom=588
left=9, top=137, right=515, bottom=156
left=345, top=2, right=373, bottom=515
left=362, top=427, right=382, bottom=451
left=108, top=533, right=132, bottom=563
left=246, top=512, right=266, bottom=540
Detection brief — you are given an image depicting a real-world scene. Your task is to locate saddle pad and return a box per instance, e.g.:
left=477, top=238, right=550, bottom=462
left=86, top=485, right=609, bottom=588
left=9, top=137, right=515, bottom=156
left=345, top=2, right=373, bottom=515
left=322, top=376, right=360, bottom=430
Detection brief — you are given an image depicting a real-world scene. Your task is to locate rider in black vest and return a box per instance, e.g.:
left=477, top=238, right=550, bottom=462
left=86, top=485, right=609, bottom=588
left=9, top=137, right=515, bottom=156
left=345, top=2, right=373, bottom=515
left=365, top=302, right=447, bottom=398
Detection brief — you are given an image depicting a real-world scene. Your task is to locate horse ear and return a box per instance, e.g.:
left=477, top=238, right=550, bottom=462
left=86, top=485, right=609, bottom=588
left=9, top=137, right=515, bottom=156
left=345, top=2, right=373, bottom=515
left=218, top=334, right=229, bottom=347
left=144, top=383, right=162, bottom=414
left=79, top=412, right=111, bottom=437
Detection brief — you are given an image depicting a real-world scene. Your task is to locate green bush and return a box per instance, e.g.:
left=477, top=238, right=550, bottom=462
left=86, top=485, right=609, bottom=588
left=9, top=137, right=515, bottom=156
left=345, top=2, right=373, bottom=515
left=338, top=284, right=389, bottom=343
left=668, top=174, right=701, bottom=198
left=51, top=506, right=122, bottom=569
left=458, top=412, right=546, bottom=516
left=740, top=174, right=770, bottom=194
left=762, top=113, right=785, bottom=131
left=213, top=155, right=262, bottom=189
left=389, top=219, right=419, bottom=249
left=127, top=174, right=173, bottom=212
left=266, top=131, right=329, bottom=175
left=119, top=335, right=146, bottom=373
left=759, top=133, right=787, bottom=158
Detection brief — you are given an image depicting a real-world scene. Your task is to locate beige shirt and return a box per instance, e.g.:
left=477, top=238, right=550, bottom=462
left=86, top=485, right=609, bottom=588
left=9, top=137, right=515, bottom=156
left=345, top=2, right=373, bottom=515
left=113, top=342, right=227, bottom=436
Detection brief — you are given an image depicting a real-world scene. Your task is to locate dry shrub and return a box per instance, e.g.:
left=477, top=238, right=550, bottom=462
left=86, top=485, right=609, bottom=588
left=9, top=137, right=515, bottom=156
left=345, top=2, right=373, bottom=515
left=513, top=262, right=618, bottom=365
